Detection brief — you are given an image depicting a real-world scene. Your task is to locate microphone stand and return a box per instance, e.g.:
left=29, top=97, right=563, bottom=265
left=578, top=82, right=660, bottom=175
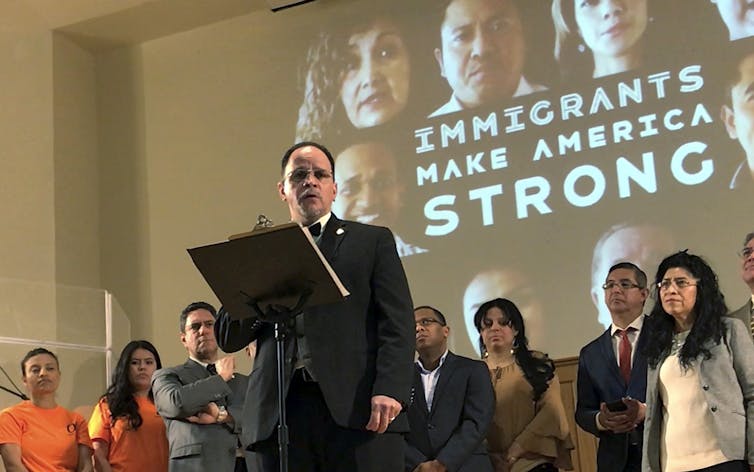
left=250, top=213, right=312, bottom=472
left=246, top=288, right=311, bottom=472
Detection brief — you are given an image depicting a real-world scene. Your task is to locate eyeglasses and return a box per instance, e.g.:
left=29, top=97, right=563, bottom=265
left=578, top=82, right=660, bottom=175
left=602, top=281, right=642, bottom=291
left=657, top=278, right=698, bottom=291
left=287, top=167, right=333, bottom=184
left=416, top=318, right=444, bottom=327
left=739, top=246, right=753, bottom=260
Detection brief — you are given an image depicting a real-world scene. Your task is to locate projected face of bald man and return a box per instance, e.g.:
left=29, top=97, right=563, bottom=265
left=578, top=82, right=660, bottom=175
left=462, top=268, right=543, bottom=354
left=331, top=142, right=403, bottom=227
left=590, top=224, right=675, bottom=328
left=722, top=52, right=754, bottom=185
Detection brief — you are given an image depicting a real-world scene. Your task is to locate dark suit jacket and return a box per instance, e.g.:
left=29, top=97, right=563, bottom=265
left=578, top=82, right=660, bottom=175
left=729, top=299, right=753, bottom=336
left=576, top=323, right=648, bottom=472
left=152, top=359, right=247, bottom=472
left=215, top=215, right=415, bottom=448
left=405, top=352, right=494, bottom=472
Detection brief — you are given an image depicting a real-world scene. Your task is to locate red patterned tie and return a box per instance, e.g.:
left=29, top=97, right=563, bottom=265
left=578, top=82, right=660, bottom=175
left=618, top=329, right=633, bottom=384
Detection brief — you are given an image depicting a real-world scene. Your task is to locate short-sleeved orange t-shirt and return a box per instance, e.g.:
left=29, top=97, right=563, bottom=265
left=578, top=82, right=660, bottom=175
left=88, top=396, right=168, bottom=472
left=0, top=400, right=92, bottom=472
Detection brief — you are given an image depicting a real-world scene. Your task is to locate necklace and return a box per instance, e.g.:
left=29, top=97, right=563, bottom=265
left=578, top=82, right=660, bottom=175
left=670, top=330, right=689, bottom=355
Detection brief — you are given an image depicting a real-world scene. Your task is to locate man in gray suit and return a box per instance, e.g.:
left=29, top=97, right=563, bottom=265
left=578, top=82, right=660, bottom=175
left=729, top=232, right=754, bottom=335
left=153, top=301, right=247, bottom=472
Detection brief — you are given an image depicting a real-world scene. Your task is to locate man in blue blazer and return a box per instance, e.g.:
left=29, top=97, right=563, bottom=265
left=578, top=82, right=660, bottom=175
left=215, top=142, right=414, bottom=472
left=576, top=262, right=649, bottom=472
left=405, top=306, right=494, bottom=472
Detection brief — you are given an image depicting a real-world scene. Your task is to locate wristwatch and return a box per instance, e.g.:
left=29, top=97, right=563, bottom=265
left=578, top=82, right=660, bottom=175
left=216, top=405, right=228, bottom=423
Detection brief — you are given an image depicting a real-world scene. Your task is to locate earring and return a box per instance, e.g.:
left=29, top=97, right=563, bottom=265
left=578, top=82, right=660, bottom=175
left=578, top=43, right=586, bottom=53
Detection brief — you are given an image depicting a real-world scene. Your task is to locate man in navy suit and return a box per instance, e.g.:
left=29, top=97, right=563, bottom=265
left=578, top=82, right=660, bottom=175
left=215, top=141, right=415, bottom=472
left=405, top=306, right=494, bottom=472
left=576, top=262, right=649, bottom=472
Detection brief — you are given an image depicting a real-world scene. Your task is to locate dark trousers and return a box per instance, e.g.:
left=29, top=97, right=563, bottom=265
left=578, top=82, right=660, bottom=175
left=690, top=460, right=749, bottom=472
left=623, top=444, right=642, bottom=472
left=257, top=369, right=404, bottom=472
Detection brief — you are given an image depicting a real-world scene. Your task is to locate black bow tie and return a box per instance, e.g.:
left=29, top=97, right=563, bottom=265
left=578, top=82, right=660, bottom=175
left=207, top=364, right=217, bottom=375
left=307, top=222, right=322, bottom=237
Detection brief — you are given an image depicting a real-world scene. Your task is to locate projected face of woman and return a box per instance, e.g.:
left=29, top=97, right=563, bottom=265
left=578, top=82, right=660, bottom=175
left=339, top=18, right=410, bottom=129
left=574, top=0, right=648, bottom=76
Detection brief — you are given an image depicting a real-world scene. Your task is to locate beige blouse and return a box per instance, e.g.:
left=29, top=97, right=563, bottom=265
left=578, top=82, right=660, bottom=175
left=486, top=360, right=574, bottom=472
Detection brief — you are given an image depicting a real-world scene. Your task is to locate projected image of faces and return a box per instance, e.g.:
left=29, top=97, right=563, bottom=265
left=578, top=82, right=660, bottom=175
left=462, top=268, right=544, bottom=355
left=340, top=19, right=410, bottom=129
left=332, top=141, right=427, bottom=257
left=721, top=48, right=754, bottom=189
left=296, top=12, right=411, bottom=141
left=712, top=0, right=754, bottom=41
left=430, top=0, right=545, bottom=117
left=590, top=223, right=675, bottom=328
left=553, top=0, right=648, bottom=79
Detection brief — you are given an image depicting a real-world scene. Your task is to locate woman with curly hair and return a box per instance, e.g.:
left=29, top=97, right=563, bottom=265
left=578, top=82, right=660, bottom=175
left=642, top=251, right=754, bottom=472
left=551, top=0, right=649, bottom=80
left=88, top=340, right=168, bottom=472
left=295, top=4, right=412, bottom=142
left=474, top=298, right=573, bottom=472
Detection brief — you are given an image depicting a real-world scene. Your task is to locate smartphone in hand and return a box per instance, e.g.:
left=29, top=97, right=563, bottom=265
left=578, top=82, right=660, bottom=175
left=606, top=400, right=628, bottom=412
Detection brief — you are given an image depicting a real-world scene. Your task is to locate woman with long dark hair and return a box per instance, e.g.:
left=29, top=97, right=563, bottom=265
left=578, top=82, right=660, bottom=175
left=88, top=340, right=168, bottom=472
left=642, top=251, right=754, bottom=472
left=294, top=3, right=414, bottom=142
left=474, top=298, right=573, bottom=472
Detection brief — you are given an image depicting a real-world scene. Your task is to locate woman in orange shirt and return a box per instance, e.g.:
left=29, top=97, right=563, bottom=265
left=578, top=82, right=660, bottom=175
left=88, top=340, right=168, bottom=472
left=0, top=347, right=93, bottom=472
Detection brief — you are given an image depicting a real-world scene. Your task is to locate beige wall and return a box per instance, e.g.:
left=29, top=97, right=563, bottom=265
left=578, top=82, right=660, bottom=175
left=1, top=0, right=752, bottom=408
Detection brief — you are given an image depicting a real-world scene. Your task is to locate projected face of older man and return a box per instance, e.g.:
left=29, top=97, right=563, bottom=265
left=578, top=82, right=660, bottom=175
left=711, top=0, right=754, bottom=40
left=722, top=52, right=754, bottom=184
left=435, top=0, right=525, bottom=109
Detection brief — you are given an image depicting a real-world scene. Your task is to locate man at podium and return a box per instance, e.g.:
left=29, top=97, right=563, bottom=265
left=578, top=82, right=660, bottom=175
left=215, top=141, right=415, bottom=472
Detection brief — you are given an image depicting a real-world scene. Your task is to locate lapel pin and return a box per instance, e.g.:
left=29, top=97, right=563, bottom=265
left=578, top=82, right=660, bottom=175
left=336, top=228, right=345, bottom=235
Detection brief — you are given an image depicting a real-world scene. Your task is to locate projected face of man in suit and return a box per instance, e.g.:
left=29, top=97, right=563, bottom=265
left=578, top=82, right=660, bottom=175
left=722, top=52, right=754, bottom=185
left=278, top=144, right=338, bottom=226
left=435, top=0, right=526, bottom=109
left=711, top=0, right=754, bottom=40
left=332, top=142, right=403, bottom=228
